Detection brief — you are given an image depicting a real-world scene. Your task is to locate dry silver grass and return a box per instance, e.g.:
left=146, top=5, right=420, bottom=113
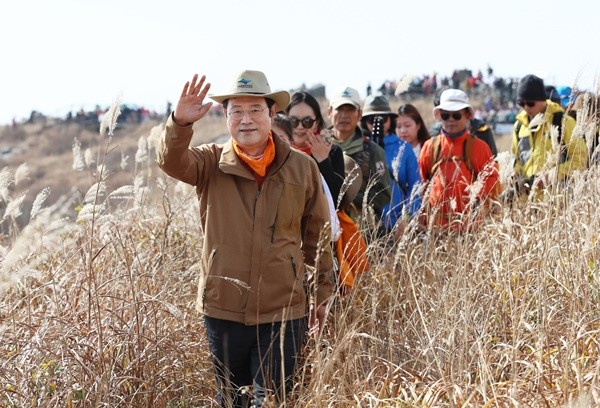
left=2, top=191, right=27, bottom=222
left=72, top=137, right=85, bottom=171
left=30, top=187, right=51, bottom=220
left=14, top=163, right=29, bottom=186
left=1, top=178, right=213, bottom=406
left=99, top=97, right=121, bottom=137
left=4, top=119, right=600, bottom=406
left=135, top=135, right=148, bottom=164
left=0, top=167, right=12, bottom=202
left=292, top=166, right=600, bottom=406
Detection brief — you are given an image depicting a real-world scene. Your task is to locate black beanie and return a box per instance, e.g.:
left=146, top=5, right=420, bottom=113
left=517, top=74, right=547, bottom=101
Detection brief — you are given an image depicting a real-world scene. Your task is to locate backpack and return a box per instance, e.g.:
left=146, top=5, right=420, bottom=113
left=335, top=210, right=369, bottom=293
left=424, top=133, right=501, bottom=204
left=425, top=134, right=475, bottom=181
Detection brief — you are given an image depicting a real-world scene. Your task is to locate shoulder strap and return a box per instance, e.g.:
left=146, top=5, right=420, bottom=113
left=552, top=111, right=564, bottom=143
left=426, top=136, right=442, bottom=180
left=427, top=135, right=476, bottom=179
left=463, top=134, right=475, bottom=173
left=363, top=135, right=374, bottom=169
left=363, top=135, right=371, bottom=151
left=552, top=111, right=568, bottom=163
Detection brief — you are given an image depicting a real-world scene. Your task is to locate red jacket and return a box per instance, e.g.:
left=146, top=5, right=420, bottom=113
left=418, top=130, right=498, bottom=230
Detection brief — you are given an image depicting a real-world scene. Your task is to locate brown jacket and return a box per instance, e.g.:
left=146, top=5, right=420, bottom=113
left=157, top=116, right=333, bottom=325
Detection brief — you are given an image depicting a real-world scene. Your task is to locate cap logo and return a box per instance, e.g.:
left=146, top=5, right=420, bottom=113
left=342, top=90, right=352, bottom=97
left=238, top=78, right=253, bottom=88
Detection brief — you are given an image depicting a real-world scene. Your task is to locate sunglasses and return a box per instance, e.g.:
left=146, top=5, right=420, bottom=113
left=518, top=100, right=537, bottom=108
left=289, top=116, right=316, bottom=129
left=365, top=115, right=387, bottom=125
left=440, top=111, right=463, bottom=121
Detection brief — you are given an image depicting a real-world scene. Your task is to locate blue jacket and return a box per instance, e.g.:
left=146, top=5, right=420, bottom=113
left=381, top=133, right=421, bottom=228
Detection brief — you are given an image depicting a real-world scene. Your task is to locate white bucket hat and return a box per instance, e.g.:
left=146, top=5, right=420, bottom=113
left=209, top=70, right=290, bottom=110
left=432, top=89, right=474, bottom=116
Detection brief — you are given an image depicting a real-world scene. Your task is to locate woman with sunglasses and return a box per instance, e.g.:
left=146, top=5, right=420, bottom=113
left=360, top=95, right=421, bottom=235
left=396, top=104, right=431, bottom=159
left=284, top=91, right=345, bottom=206
left=284, top=94, right=366, bottom=296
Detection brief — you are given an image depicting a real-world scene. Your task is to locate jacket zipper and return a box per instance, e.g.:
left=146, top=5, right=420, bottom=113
left=202, top=248, right=218, bottom=310
left=291, top=257, right=297, bottom=277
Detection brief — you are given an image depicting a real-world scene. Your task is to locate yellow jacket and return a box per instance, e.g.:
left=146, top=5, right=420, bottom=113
left=512, top=100, right=587, bottom=180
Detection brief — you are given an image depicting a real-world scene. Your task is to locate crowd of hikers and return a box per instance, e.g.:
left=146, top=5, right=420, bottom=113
left=155, top=69, right=599, bottom=407
left=289, top=73, right=597, bottom=283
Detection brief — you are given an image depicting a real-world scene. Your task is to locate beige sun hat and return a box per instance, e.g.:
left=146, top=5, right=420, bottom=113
left=209, top=70, right=290, bottom=111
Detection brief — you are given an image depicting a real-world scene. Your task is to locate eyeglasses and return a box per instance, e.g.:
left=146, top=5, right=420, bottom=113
left=365, top=115, right=387, bottom=125
left=227, top=106, right=267, bottom=120
left=517, top=100, right=537, bottom=108
left=440, top=111, right=463, bottom=121
left=289, top=116, right=316, bottom=129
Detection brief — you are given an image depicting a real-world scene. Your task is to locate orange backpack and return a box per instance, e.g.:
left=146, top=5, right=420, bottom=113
left=425, top=135, right=501, bottom=199
left=335, top=210, right=369, bottom=292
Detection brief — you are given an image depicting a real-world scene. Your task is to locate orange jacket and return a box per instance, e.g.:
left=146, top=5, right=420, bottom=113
left=418, top=130, right=499, bottom=230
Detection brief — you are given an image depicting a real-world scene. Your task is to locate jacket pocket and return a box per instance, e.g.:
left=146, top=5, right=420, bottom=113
left=203, top=244, right=251, bottom=313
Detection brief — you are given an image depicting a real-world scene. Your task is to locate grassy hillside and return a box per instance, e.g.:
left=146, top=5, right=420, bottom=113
left=1, top=99, right=595, bottom=406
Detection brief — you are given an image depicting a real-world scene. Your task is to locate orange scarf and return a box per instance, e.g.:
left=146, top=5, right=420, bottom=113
left=233, top=133, right=276, bottom=178
left=294, top=145, right=312, bottom=156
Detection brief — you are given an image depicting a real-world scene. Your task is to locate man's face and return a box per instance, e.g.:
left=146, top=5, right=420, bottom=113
left=328, top=104, right=361, bottom=139
left=437, top=108, right=471, bottom=134
left=519, top=100, right=547, bottom=117
left=226, top=96, right=274, bottom=152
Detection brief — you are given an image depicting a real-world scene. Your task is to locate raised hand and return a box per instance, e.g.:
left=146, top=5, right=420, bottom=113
left=173, top=74, right=213, bottom=126
left=308, top=130, right=333, bottom=163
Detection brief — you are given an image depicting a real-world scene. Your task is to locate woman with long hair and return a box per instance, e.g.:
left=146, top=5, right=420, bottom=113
left=284, top=91, right=345, bottom=206
left=396, top=103, right=431, bottom=159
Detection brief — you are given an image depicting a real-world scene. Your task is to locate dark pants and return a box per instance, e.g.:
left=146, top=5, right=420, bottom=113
left=204, top=316, right=306, bottom=408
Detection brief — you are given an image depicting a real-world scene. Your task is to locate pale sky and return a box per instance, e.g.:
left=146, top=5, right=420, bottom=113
left=1, top=0, right=599, bottom=125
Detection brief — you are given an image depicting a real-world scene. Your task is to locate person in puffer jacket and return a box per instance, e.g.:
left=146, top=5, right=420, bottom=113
left=510, top=74, right=587, bottom=197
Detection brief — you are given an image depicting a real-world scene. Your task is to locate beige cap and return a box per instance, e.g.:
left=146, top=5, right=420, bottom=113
left=330, top=87, right=361, bottom=110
